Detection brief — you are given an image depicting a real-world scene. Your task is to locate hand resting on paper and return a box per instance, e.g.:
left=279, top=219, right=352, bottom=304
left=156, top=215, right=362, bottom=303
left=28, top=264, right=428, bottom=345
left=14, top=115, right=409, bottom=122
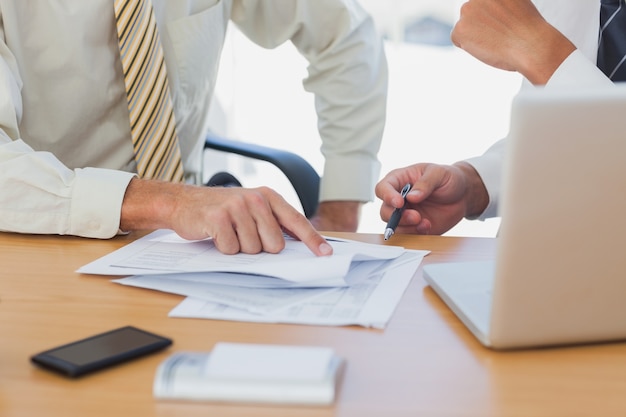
left=120, top=178, right=334, bottom=256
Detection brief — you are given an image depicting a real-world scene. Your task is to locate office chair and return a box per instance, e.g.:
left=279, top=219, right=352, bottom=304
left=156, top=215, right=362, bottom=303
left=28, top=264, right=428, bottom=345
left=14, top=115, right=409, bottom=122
left=204, top=133, right=320, bottom=219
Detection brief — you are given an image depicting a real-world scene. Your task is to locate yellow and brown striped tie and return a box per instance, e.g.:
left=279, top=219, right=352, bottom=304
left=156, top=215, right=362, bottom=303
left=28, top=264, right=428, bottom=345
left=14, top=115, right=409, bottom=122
left=114, top=0, right=184, bottom=182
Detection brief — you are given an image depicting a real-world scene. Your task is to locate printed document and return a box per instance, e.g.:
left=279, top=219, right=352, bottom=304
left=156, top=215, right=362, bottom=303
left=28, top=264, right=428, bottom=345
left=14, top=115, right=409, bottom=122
left=78, top=229, right=406, bottom=283
left=165, top=251, right=426, bottom=328
left=80, top=229, right=429, bottom=328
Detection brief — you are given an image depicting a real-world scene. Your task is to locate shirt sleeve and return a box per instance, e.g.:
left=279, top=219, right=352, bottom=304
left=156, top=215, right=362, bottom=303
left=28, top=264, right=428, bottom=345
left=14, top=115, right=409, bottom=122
left=0, top=140, right=135, bottom=238
left=545, top=49, right=613, bottom=88
left=465, top=49, right=613, bottom=221
left=0, top=43, right=134, bottom=238
left=464, top=138, right=506, bottom=220
left=230, top=0, right=387, bottom=203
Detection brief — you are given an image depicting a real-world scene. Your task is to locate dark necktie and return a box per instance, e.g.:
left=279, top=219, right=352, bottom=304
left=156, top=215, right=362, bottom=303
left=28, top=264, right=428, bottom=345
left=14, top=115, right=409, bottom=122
left=598, top=0, right=626, bottom=81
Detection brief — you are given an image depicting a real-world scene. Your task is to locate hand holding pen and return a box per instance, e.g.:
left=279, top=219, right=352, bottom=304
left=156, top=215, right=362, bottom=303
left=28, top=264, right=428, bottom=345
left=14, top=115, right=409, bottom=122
left=384, top=183, right=412, bottom=240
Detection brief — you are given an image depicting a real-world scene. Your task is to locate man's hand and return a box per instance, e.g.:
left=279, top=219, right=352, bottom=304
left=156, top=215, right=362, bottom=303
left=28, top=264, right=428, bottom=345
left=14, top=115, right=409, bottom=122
left=120, top=178, right=333, bottom=256
left=375, top=162, right=489, bottom=235
left=309, top=201, right=362, bottom=232
left=451, top=0, right=576, bottom=85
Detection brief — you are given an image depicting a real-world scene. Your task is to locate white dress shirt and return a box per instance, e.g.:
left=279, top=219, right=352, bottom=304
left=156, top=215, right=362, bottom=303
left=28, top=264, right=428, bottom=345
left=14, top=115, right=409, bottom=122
left=0, top=0, right=387, bottom=237
left=466, top=0, right=614, bottom=219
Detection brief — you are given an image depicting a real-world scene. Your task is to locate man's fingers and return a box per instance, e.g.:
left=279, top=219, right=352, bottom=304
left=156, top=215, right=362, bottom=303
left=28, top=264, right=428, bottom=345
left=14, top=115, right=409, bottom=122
left=211, top=224, right=241, bottom=255
left=249, top=197, right=287, bottom=254
left=262, top=187, right=333, bottom=257
left=410, top=165, right=447, bottom=201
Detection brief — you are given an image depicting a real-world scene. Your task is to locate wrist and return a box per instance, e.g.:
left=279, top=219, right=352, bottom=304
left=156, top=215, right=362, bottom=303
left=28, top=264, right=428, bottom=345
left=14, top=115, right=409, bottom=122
left=454, top=162, right=489, bottom=219
left=120, top=178, right=178, bottom=231
left=518, top=24, right=576, bottom=85
left=313, top=201, right=362, bottom=232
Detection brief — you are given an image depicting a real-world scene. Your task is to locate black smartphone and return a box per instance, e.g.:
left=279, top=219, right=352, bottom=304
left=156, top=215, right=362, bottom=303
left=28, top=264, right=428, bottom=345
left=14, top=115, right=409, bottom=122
left=30, top=326, right=173, bottom=378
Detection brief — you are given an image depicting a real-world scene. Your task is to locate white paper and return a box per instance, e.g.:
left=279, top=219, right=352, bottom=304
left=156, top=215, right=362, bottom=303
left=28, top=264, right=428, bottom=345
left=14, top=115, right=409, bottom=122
left=114, top=275, right=336, bottom=314
left=113, top=257, right=390, bottom=292
left=167, top=251, right=427, bottom=328
left=78, top=229, right=406, bottom=283
left=116, top=271, right=346, bottom=289
left=112, top=255, right=407, bottom=314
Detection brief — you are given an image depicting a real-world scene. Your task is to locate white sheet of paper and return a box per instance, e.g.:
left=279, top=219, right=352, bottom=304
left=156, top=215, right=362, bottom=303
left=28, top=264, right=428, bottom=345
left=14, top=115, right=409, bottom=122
left=112, top=256, right=408, bottom=313
left=112, top=250, right=427, bottom=314
left=167, top=251, right=427, bottom=328
left=113, top=258, right=387, bottom=292
left=78, top=230, right=406, bottom=283
left=113, top=275, right=336, bottom=314
left=115, top=270, right=346, bottom=289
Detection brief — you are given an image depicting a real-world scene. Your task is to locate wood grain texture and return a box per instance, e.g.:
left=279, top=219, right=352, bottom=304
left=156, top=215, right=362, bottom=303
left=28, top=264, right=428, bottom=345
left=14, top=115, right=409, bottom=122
left=1, top=231, right=625, bottom=417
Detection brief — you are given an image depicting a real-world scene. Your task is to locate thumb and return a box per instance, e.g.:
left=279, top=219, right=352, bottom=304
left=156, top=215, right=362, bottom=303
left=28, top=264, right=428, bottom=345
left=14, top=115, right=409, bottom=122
left=408, top=165, right=447, bottom=203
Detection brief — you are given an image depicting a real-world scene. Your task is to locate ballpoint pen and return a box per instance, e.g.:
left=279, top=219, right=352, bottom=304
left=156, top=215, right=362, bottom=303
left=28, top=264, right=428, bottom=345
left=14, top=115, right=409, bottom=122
left=384, top=183, right=412, bottom=240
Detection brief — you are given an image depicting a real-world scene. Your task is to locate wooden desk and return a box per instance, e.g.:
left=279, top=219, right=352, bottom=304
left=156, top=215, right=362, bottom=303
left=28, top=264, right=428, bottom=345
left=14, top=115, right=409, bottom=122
left=2, top=231, right=626, bottom=417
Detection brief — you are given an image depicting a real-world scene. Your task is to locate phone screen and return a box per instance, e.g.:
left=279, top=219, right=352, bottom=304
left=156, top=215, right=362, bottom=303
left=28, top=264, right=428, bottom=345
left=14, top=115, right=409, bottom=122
left=31, top=326, right=172, bottom=377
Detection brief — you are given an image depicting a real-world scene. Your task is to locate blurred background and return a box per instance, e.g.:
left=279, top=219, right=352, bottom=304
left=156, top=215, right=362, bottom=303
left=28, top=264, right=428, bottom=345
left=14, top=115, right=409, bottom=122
left=204, top=0, right=523, bottom=237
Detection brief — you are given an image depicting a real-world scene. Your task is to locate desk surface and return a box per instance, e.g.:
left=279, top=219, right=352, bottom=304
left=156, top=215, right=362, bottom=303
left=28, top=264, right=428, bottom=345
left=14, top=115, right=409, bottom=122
left=2, top=231, right=625, bottom=417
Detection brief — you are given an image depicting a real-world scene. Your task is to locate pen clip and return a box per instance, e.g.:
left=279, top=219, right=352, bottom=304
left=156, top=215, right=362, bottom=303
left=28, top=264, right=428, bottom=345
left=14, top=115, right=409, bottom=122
left=400, top=183, right=411, bottom=198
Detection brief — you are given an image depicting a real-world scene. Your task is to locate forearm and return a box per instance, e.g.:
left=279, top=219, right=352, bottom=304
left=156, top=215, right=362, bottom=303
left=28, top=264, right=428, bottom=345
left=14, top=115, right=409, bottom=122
left=294, top=1, right=387, bottom=203
left=234, top=0, right=386, bottom=203
left=314, top=28, right=387, bottom=203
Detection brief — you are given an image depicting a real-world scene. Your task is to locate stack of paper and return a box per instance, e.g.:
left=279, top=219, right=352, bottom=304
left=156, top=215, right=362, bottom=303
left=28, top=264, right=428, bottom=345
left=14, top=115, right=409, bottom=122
left=78, top=230, right=428, bottom=328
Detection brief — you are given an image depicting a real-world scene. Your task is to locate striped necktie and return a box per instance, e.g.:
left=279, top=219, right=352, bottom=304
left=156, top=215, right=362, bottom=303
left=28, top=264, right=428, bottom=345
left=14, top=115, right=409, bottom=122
left=598, top=0, right=626, bottom=81
left=114, top=0, right=184, bottom=182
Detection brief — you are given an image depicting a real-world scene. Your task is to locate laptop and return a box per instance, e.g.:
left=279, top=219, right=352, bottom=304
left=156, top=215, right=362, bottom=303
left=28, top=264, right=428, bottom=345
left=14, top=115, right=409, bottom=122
left=423, top=85, right=626, bottom=350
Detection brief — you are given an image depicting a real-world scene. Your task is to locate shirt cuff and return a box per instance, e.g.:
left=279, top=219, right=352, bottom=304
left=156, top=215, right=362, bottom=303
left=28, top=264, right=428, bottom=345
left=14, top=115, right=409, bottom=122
left=319, top=157, right=381, bottom=203
left=464, top=139, right=507, bottom=220
left=70, top=168, right=136, bottom=238
left=546, top=49, right=613, bottom=88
